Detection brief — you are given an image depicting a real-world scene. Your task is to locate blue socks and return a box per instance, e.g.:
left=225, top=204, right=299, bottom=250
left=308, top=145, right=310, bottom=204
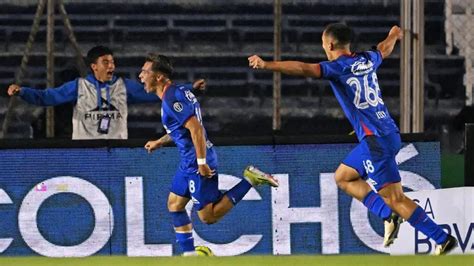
left=224, top=179, right=252, bottom=205
left=407, top=206, right=448, bottom=245
left=170, top=211, right=194, bottom=253
left=362, top=190, right=392, bottom=220
left=171, top=211, right=191, bottom=227
left=175, top=231, right=195, bottom=253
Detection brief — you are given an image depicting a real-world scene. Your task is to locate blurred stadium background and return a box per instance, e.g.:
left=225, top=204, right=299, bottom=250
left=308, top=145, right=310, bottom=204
left=0, top=0, right=471, bottom=143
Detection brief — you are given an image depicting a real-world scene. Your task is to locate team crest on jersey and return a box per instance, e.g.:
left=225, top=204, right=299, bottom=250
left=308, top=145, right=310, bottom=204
left=173, top=102, right=183, bottom=112
left=351, top=60, right=374, bottom=75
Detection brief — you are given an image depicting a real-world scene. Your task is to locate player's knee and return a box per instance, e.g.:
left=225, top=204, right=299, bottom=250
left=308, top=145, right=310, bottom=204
left=334, top=173, right=348, bottom=190
left=199, top=214, right=217, bottom=225
left=198, top=208, right=219, bottom=225
left=334, top=167, right=357, bottom=189
left=167, top=200, right=183, bottom=212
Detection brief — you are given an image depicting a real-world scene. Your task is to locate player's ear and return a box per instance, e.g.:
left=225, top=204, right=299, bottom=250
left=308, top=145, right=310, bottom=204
left=155, top=73, right=162, bottom=83
left=90, top=63, right=97, bottom=72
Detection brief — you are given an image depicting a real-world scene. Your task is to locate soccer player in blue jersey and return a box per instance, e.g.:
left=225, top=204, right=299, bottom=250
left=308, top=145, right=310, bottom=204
left=139, top=53, right=279, bottom=256
left=248, top=23, right=458, bottom=255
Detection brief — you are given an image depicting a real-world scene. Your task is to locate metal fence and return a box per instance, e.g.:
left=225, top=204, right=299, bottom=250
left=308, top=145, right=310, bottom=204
left=445, top=0, right=474, bottom=106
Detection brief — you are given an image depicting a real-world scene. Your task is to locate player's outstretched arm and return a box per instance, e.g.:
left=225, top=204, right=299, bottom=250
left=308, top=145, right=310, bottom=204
left=248, top=55, right=321, bottom=78
left=144, top=134, right=172, bottom=153
left=184, top=116, right=215, bottom=178
left=377, top=26, right=403, bottom=59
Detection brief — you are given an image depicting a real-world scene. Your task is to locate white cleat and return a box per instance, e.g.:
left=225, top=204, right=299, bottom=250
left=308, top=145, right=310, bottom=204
left=383, top=212, right=403, bottom=247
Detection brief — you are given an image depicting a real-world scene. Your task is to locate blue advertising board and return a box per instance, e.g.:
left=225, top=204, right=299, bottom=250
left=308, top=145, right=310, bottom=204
left=0, top=141, right=440, bottom=257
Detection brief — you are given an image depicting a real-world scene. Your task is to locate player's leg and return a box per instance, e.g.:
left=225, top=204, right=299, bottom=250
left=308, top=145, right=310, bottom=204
left=338, top=142, right=394, bottom=219
left=197, top=166, right=278, bottom=224
left=168, top=192, right=196, bottom=256
left=334, top=163, right=372, bottom=201
left=339, top=139, right=401, bottom=247
left=196, top=171, right=252, bottom=224
left=378, top=182, right=458, bottom=255
left=169, top=170, right=198, bottom=256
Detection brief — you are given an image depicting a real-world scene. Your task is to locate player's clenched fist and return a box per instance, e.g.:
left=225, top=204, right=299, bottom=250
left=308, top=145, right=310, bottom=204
left=144, top=140, right=162, bottom=153
left=7, top=84, right=21, bottom=96
left=193, top=79, right=206, bottom=91
left=248, top=55, right=266, bottom=69
left=389, top=26, right=403, bottom=40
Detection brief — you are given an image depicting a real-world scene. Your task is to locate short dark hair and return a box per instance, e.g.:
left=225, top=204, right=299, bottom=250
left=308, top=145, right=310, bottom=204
left=324, top=23, right=354, bottom=48
left=87, top=45, right=113, bottom=64
left=145, top=53, right=174, bottom=77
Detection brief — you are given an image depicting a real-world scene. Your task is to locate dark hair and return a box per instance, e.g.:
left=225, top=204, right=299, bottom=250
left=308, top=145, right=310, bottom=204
left=87, top=45, right=113, bottom=64
left=324, top=23, right=354, bottom=48
left=145, top=53, right=174, bottom=77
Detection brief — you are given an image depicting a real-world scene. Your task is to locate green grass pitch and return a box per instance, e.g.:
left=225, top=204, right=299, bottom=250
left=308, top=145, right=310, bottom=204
left=0, top=255, right=473, bottom=266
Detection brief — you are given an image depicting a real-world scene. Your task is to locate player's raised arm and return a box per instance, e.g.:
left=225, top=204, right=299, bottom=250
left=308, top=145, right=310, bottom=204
left=248, top=55, right=321, bottom=78
left=377, top=26, right=403, bottom=59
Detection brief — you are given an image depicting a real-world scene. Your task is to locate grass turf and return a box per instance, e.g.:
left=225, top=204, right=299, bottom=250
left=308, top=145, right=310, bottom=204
left=0, top=255, right=473, bottom=266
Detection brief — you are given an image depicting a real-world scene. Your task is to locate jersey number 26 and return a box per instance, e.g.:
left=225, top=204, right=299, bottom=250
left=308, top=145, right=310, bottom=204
left=346, top=73, right=384, bottom=110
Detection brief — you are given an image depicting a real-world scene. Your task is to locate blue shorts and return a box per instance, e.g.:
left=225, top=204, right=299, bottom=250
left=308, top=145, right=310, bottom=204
left=342, top=132, right=402, bottom=191
left=170, top=169, right=222, bottom=211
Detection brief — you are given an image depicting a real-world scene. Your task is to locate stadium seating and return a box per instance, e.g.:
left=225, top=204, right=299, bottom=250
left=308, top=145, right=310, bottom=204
left=0, top=0, right=466, bottom=139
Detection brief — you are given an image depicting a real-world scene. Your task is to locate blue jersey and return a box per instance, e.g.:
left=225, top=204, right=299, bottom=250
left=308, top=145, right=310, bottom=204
left=319, top=50, right=399, bottom=140
left=161, top=84, right=217, bottom=173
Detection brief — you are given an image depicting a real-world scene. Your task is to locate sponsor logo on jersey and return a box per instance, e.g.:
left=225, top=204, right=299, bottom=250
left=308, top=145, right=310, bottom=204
left=184, top=90, right=197, bottom=103
left=351, top=60, right=374, bottom=75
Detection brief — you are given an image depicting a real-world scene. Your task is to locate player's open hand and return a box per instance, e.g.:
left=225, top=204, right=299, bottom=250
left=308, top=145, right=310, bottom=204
left=144, top=140, right=162, bottom=154
left=248, top=55, right=265, bottom=69
left=198, top=164, right=215, bottom=178
left=7, top=84, right=21, bottom=96
left=389, top=26, right=403, bottom=40
left=193, top=79, right=206, bottom=91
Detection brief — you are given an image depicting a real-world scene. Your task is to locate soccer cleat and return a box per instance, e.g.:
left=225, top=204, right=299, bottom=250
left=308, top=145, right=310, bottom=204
left=434, top=235, right=458, bottom=255
left=243, top=165, right=279, bottom=187
left=383, top=212, right=403, bottom=247
left=195, top=245, right=214, bottom=256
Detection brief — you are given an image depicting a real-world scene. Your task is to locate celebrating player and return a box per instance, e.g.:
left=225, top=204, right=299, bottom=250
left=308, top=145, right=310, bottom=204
left=248, top=23, right=457, bottom=255
left=140, top=53, right=279, bottom=256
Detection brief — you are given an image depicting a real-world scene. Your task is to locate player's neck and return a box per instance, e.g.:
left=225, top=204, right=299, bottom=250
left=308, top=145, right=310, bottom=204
left=332, top=49, right=353, bottom=60
left=157, top=81, right=172, bottom=99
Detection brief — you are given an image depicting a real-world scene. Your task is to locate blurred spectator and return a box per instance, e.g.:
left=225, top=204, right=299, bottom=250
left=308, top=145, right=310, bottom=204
left=7, top=45, right=205, bottom=139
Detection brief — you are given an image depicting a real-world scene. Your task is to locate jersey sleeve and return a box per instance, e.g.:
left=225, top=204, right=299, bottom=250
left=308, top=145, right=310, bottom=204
left=176, top=82, right=193, bottom=91
left=367, top=50, right=383, bottom=69
left=19, top=79, right=78, bottom=106
left=164, top=89, right=195, bottom=126
left=319, top=60, right=341, bottom=80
